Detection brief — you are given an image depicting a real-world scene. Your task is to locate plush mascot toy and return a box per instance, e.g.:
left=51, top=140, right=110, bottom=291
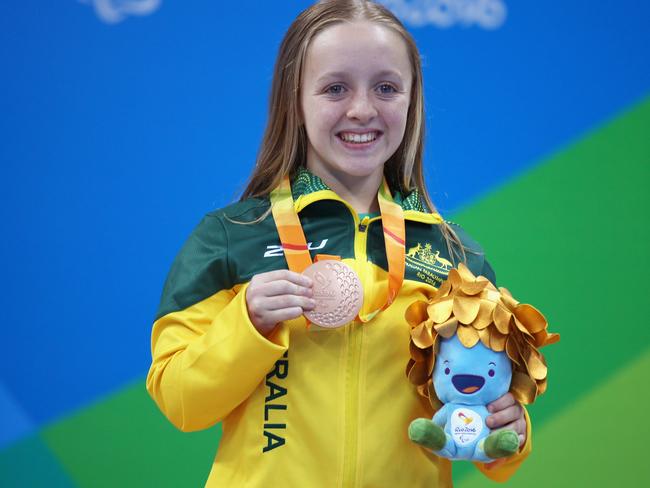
left=405, top=264, right=559, bottom=462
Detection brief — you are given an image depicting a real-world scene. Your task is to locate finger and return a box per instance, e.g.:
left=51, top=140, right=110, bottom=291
left=493, top=417, right=526, bottom=437
left=486, top=404, right=522, bottom=429
left=254, top=269, right=313, bottom=287
left=263, top=295, right=316, bottom=312
left=261, top=279, right=313, bottom=298
left=262, top=307, right=306, bottom=325
left=487, top=392, right=515, bottom=413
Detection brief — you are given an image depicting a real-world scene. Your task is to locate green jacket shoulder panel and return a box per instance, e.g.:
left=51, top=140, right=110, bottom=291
left=156, top=213, right=234, bottom=320
left=213, top=197, right=271, bottom=221
left=447, top=222, right=496, bottom=285
left=156, top=197, right=285, bottom=320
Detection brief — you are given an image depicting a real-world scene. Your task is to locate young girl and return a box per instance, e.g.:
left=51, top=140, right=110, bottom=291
left=147, top=1, right=529, bottom=486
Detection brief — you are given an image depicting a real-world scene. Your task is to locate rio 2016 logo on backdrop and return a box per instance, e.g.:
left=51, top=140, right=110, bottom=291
left=78, top=0, right=161, bottom=24
left=380, top=0, right=507, bottom=29
left=78, top=0, right=508, bottom=29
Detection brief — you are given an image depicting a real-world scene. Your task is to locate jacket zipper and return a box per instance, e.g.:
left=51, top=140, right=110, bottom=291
left=341, top=214, right=374, bottom=488
left=358, top=215, right=370, bottom=232
left=295, top=195, right=381, bottom=486
left=294, top=192, right=434, bottom=485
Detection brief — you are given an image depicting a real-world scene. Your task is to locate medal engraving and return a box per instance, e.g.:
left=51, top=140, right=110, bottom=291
left=303, top=260, right=363, bottom=328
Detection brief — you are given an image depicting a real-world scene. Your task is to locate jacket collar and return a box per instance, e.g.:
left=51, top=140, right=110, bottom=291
left=290, top=167, right=442, bottom=224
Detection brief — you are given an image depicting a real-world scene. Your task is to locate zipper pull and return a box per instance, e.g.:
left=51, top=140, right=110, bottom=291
left=358, top=216, right=370, bottom=232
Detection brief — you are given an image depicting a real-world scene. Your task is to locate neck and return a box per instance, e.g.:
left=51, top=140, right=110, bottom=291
left=306, top=164, right=383, bottom=214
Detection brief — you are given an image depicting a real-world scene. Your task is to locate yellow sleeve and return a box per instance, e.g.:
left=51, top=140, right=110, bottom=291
left=473, top=407, right=532, bottom=482
left=146, top=283, right=290, bottom=432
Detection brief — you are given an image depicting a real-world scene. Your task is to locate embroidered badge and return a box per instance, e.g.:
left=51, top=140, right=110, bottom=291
left=405, top=243, right=452, bottom=286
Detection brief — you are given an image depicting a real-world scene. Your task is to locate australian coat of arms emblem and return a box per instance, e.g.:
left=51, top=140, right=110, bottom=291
left=405, top=243, right=453, bottom=286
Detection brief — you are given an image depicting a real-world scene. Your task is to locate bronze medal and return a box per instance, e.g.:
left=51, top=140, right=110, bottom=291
left=303, top=260, right=363, bottom=328
left=271, top=176, right=407, bottom=326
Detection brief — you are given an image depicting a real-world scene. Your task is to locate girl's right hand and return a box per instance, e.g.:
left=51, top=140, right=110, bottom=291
left=245, top=269, right=315, bottom=336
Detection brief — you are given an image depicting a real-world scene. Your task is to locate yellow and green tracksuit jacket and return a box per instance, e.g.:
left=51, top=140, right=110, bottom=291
left=146, top=169, right=531, bottom=487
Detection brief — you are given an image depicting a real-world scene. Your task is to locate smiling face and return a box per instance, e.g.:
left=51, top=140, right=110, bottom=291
left=300, top=20, right=412, bottom=188
left=433, top=335, right=513, bottom=405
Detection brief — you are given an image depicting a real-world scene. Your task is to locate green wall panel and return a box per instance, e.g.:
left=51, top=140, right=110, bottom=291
left=0, top=435, right=76, bottom=487
left=452, top=96, right=650, bottom=484
left=458, top=348, right=650, bottom=487
left=41, top=381, right=221, bottom=488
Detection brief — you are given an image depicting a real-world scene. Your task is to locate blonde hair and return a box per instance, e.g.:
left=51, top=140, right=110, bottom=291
left=241, top=0, right=465, bottom=262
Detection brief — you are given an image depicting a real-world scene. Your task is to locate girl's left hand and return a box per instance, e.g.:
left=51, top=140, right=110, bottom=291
left=486, top=392, right=526, bottom=448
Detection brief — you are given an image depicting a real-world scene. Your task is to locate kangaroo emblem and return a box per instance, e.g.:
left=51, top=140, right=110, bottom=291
left=407, top=244, right=422, bottom=257
left=406, top=243, right=452, bottom=280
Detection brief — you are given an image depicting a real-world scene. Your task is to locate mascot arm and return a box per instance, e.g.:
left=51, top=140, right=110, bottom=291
left=432, top=404, right=451, bottom=428
left=474, top=407, right=532, bottom=482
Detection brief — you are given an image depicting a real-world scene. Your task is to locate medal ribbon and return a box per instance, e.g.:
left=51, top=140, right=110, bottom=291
left=270, top=176, right=405, bottom=323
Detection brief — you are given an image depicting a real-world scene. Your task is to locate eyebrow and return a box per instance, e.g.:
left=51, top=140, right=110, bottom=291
left=315, top=69, right=404, bottom=84
left=489, top=362, right=496, bottom=366
left=443, top=360, right=449, bottom=364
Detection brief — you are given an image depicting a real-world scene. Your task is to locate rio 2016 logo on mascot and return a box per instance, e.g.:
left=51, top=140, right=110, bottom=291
left=405, top=264, right=559, bottom=462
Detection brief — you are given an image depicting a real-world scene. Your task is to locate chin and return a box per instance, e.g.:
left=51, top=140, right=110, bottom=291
left=342, top=165, right=385, bottom=178
left=330, top=158, right=387, bottom=178
left=307, top=146, right=388, bottom=181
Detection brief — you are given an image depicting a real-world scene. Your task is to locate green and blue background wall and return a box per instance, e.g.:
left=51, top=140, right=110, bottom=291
left=1, top=1, right=648, bottom=486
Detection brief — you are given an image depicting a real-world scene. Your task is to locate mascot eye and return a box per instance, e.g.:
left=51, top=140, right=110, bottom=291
left=444, top=367, right=450, bottom=375
left=488, top=369, right=495, bottom=377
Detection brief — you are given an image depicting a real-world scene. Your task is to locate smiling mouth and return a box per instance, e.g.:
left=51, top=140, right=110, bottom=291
left=336, top=131, right=382, bottom=145
left=451, top=374, right=485, bottom=394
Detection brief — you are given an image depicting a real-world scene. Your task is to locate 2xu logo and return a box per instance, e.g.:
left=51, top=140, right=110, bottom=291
left=263, top=239, right=329, bottom=258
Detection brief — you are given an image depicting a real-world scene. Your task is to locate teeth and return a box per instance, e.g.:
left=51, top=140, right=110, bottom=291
left=339, top=132, right=378, bottom=143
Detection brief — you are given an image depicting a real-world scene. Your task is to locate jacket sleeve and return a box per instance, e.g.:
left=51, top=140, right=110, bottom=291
left=474, top=407, right=532, bottom=482
left=146, top=214, right=289, bottom=432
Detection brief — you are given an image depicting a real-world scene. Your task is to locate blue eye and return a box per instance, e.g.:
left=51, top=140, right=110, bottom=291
left=488, top=369, right=495, bottom=377
left=444, top=367, right=450, bottom=375
left=377, top=83, right=397, bottom=95
left=325, top=84, right=345, bottom=95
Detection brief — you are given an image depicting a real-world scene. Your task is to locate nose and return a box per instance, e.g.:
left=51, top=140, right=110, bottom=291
left=346, top=91, right=378, bottom=123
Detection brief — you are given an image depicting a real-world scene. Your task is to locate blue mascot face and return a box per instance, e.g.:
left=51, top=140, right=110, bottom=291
left=433, top=335, right=512, bottom=405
